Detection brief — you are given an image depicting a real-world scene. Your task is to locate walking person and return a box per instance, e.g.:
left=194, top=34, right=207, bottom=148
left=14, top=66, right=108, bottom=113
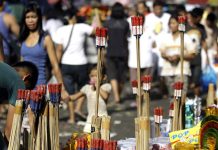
left=54, top=7, right=101, bottom=123
left=19, top=2, right=69, bottom=100
left=104, top=2, right=130, bottom=104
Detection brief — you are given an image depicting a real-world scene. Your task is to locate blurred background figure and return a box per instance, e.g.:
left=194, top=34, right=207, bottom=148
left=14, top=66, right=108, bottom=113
left=187, top=7, right=207, bottom=97
left=160, top=14, right=195, bottom=97
left=135, top=0, right=150, bottom=16
left=201, top=12, right=218, bottom=73
left=104, top=2, right=130, bottom=104
left=0, top=1, right=20, bottom=65
left=54, top=6, right=100, bottom=123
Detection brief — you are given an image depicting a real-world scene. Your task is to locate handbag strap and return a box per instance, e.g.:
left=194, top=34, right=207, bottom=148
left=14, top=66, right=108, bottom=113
left=62, top=24, right=74, bottom=56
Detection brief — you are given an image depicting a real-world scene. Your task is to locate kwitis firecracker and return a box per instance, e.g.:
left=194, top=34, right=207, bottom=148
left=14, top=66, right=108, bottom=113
left=95, top=27, right=108, bottom=47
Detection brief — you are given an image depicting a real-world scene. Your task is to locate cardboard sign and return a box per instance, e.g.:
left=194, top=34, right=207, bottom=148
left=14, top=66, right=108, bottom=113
left=169, top=122, right=201, bottom=148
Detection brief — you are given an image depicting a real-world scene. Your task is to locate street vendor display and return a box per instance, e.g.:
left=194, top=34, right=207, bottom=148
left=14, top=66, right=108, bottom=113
left=8, top=84, right=62, bottom=150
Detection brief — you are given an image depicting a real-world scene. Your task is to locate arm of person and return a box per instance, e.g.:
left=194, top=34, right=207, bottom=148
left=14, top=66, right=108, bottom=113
left=99, top=88, right=110, bottom=101
left=183, top=34, right=197, bottom=61
left=56, top=44, right=63, bottom=64
left=44, top=35, right=69, bottom=100
left=70, top=91, right=85, bottom=101
left=4, top=104, right=15, bottom=142
left=0, top=35, right=4, bottom=61
left=184, top=53, right=196, bottom=61
left=4, top=13, right=20, bottom=37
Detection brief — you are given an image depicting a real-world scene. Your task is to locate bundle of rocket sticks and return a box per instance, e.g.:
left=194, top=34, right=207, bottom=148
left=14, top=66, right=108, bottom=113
left=172, top=82, right=183, bottom=131
left=131, top=16, right=150, bottom=150
left=8, top=89, right=25, bottom=150
left=48, top=83, right=62, bottom=150
left=91, top=139, right=117, bottom=150
left=91, top=27, right=109, bottom=139
left=8, top=83, right=61, bottom=150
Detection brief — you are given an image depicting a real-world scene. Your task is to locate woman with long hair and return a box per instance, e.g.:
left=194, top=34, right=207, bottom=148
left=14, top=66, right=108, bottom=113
left=19, top=1, right=69, bottom=100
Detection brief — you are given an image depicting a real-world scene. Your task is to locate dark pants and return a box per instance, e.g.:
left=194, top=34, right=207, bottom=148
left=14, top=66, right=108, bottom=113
left=61, top=64, right=88, bottom=94
left=0, top=132, right=7, bottom=150
left=106, top=57, right=127, bottom=82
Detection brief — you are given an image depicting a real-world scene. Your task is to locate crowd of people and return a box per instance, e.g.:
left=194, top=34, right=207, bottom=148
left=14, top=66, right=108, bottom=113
left=0, top=0, right=218, bottom=146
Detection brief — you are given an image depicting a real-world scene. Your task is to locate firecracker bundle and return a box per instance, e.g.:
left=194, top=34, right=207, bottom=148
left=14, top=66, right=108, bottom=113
left=91, top=27, right=111, bottom=140
left=63, top=135, right=118, bottom=150
left=48, top=83, right=62, bottom=150
left=8, top=89, right=25, bottom=150
left=8, top=83, right=62, bottom=150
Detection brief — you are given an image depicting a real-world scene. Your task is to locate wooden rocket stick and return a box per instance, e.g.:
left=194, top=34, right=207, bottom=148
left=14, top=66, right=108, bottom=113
left=95, top=47, right=102, bottom=117
left=178, top=16, right=186, bottom=130
left=136, top=36, right=142, bottom=117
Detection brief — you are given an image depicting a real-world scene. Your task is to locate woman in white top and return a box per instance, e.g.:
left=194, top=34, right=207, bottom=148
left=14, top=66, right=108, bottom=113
left=127, top=16, right=155, bottom=81
left=54, top=9, right=101, bottom=123
left=160, top=14, right=196, bottom=97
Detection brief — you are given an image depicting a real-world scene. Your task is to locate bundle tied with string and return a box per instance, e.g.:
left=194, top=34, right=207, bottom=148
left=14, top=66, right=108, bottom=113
left=91, top=27, right=108, bottom=139
left=101, top=116, right=111, bottom=140
left=22, top=89, right=31, bottom=150
left=131, top=15, right=150, bottom=150
left=8, top=89, right=25, bottom=150
left=48, top=83, right=62, bottom=150
left=172, top=82, right=183, bottom=131
left=29, top=89, right=45, bottom=150
left=35, top=85, right=47, bottom=150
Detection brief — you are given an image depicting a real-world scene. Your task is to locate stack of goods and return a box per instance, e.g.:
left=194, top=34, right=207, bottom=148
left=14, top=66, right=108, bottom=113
left=8, top=89, right=25, bottom=150
left=90, top=139, right=117, bottom=150
left=185, top=98, right=194, bottom=129
left=193, top=97, right=202, bottom=126
left=117, top=138, right=136, bottom=150
left=8, top=84, right=62, bottom=150
left=63, top=133, right=91, bottom=150
left=185, top=97, right=202, bottom=129
left=174, top=142, right=195, bottom=150
left=63, top=134, right=117, bottom=150
left=150, top=137, right=171, bottom=149
left=200, top=107, right=218, bottom=149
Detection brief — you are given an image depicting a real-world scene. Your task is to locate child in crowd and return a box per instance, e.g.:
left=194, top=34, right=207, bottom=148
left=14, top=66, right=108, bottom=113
left=70, top=66, right=111, bottom=133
